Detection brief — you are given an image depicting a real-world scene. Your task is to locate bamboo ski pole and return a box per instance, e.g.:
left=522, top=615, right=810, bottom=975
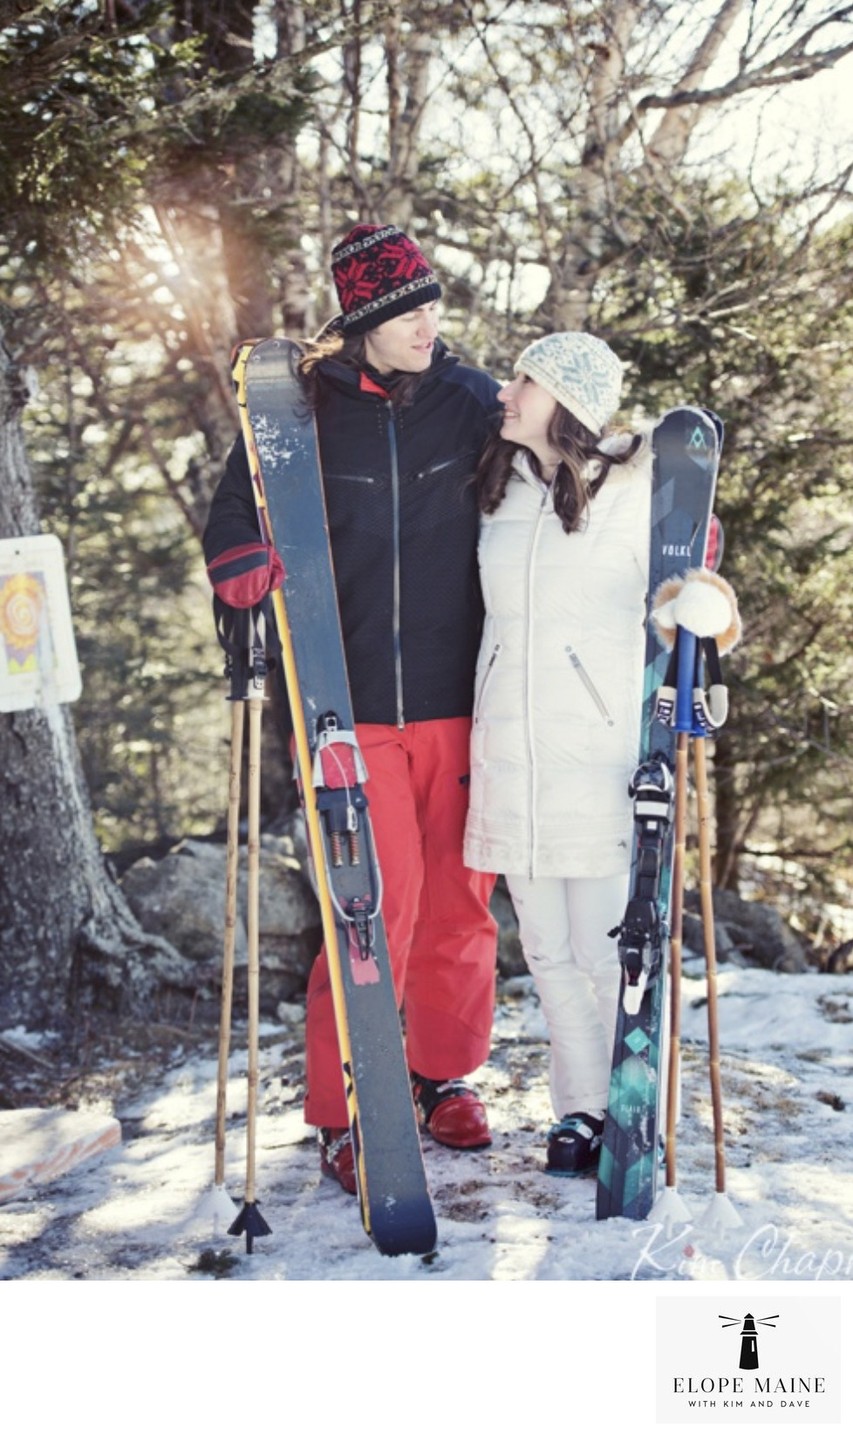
left=647, top=524, right=742, bottom=1233
left=651, top=627, right=695, bottom=1229
left=664, top=731, right=690, bottom=1192
left=246, top=697, right=264, bottom=1211
left=694, top=731, right=741, bottom=1231
left=194, top=692, right=244, bottom=1236
left=228, top=625, right=272, bottom=1253
left=215, top=697, right=244, bottom=1195
left=197, top=696, right=244, bottom=1233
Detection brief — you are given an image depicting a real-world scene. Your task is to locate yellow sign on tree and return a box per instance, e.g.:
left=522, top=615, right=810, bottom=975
left=0, top=534, right=82, bottom=712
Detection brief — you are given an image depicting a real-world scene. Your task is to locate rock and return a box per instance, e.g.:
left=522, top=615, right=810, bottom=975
left=490, top=877, right=526, bottom=979
left=825, top=939, right=853, bottom=974
left=121, top=836, right=321, bottom=1006
left=252, top=834, right=319, bottom=935
left=682, top=909, right=750, bottom=967
left=121, top=839, right=231, bottom=962
left=684, top=888, right=809, bottom=972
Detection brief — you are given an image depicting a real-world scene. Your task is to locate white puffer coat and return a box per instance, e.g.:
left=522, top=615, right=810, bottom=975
left=463, top=433, right=653, bottom=879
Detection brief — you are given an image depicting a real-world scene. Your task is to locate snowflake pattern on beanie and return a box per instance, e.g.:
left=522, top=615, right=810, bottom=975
left=515, top=332, right=624, bottom=434
left=331, top=224, right=442, bottom=334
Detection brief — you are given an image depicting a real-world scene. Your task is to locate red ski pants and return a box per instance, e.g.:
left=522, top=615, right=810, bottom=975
left=303, top=717, right=497, bottom=1128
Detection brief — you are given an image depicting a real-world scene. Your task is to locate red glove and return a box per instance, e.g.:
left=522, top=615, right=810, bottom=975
left=206, top=542, right=285, bottom=608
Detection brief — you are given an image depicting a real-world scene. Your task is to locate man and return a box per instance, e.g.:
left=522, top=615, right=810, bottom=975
left=204, top=223, right=499, bottom=1193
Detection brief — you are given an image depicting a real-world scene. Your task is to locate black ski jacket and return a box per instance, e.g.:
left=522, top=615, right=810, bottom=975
left=203, top=340, right=501, bottom=726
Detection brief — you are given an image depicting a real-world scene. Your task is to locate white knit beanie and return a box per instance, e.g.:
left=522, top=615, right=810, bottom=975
left=514, top=331, right=624, bottom=435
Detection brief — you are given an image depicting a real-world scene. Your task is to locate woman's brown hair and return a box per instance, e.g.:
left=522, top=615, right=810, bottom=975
left=476, top=392, right=641, bottom=534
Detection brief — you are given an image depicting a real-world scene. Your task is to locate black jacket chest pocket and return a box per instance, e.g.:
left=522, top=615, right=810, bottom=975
left=410, top=450, right=478, bottom=485
left=401, top=450, right=480, bottom=537
left=324, top=470, right=389, bottom=536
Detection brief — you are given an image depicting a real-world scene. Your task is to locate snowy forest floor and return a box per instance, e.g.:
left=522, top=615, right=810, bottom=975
left=1, top=959, right=852, bottom=1284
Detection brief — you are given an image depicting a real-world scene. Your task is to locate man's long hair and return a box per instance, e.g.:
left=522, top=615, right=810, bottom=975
left=298, top=327, right=424, bottom=408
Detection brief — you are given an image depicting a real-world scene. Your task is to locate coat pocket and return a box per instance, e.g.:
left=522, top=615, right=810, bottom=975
left=474, top=641, right=502, bottom=724
left=413, top=450, right=478, bottom=483
left=565, top=643, right=615, bottom=727
left=324, top=470, right=385, bottom=535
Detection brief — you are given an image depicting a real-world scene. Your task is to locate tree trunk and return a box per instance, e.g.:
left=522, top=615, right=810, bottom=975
left=547, top=0, right=750, bottom=329
left=711, top=728, right=743, bottom=891
left=645, top=0, right=746, bottom=168
left=0, top=325, right=195, bottom=1034
left=383, top=5, right=433, bottom=227
left=543, top=2, right=642, bottom=329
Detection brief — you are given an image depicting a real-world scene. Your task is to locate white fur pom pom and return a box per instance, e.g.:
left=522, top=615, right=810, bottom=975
left=672, top=578, right=734, bottom=638
left=652, top=596, right=679, bottom=633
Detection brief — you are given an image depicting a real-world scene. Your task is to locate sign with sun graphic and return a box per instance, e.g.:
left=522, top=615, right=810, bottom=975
left=0, top=534, right=81, bottom=711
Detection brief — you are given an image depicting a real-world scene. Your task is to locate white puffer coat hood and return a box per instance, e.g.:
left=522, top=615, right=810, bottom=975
left=464, top=430, right=653, bottom=879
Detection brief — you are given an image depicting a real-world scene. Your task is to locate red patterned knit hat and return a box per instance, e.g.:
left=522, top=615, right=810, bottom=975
left=331, top=223, right=442, bottom=334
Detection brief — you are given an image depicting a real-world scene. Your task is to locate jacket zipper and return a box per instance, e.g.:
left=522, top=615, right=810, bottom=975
left=565, top=643, right=615, bottom=726
left=525, top=489, right=550, bottom=877
left=387, top=403, right=405, bottom=728
left=474, top=642, right=501, bottom=723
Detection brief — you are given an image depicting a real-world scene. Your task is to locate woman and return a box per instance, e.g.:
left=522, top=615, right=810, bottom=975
left=204, top=223, right=501, bottom=1195
left=463, top=330, right=652, bottom=1175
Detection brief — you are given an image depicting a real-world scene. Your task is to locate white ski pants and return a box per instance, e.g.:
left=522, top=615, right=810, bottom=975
left=506, top=871, right=629, bottom=1119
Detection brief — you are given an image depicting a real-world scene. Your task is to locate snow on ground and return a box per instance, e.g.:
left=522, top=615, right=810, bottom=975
left=2, top=959, right=851, bottom=1431
left=1, top=958, right=851, bottom=1286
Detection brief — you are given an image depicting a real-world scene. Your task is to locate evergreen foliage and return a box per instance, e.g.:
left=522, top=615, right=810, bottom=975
left=2, top=0, right=852, bottom=946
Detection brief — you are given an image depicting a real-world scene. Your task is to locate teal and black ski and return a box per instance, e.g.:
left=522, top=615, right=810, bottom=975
left=596, top=407, right=720, bottom=1221
left=233, top=338, right=437, bottom=1257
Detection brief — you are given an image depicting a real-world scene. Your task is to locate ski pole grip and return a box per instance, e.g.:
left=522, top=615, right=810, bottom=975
left=675, top=627, right=696, bottom=733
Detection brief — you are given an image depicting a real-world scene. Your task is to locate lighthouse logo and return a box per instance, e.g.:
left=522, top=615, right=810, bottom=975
left=719, top=1313, right=778, bottom=1370
left=657, top=1295, right=841, bottom=1424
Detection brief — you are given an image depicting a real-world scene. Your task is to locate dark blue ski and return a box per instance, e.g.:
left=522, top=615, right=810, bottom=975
left=596, top=407, right=720, bottom=1221
left=234, top=337, right=437, bottom=1257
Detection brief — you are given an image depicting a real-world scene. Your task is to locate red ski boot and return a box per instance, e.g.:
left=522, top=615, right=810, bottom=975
left=411, top=1073, right=492, bottom=1150
left=318, top=1127, right=357, bottom=1195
